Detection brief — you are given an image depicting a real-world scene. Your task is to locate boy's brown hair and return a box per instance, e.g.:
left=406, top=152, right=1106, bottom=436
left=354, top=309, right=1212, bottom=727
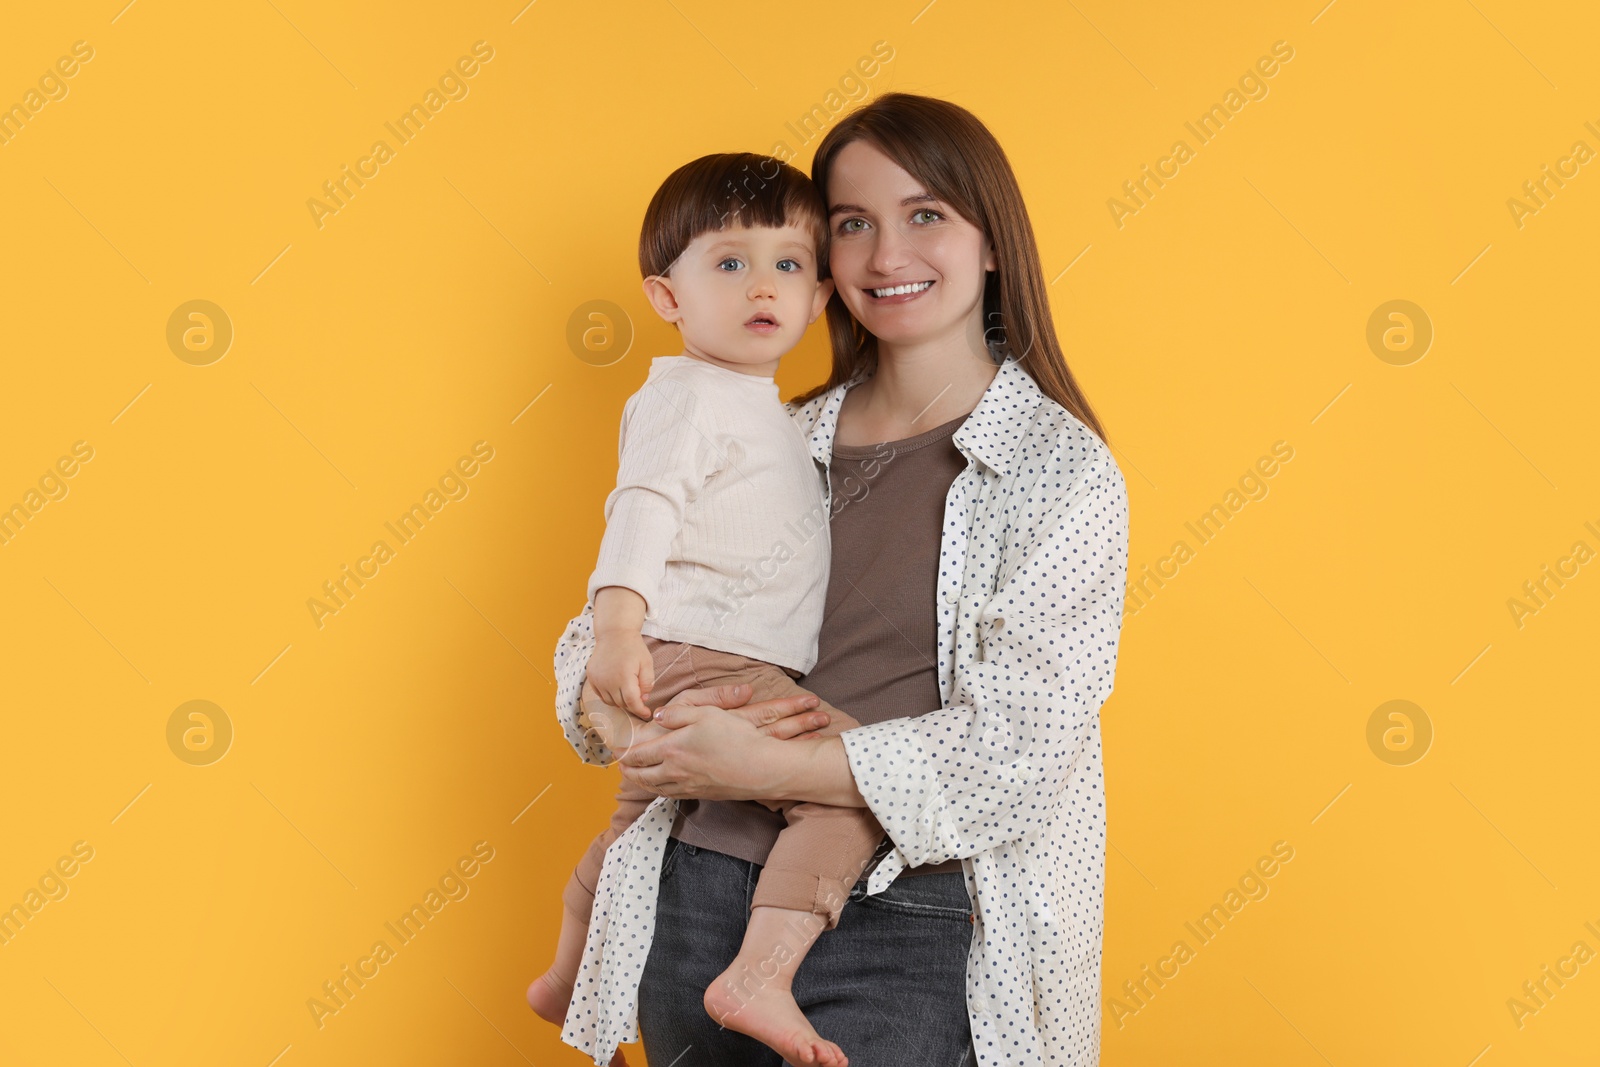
left=638, top=152, right=828, bottom=280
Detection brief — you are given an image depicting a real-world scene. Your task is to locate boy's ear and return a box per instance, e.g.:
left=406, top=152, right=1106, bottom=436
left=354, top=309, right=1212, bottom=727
left=808, top=277, right=836, bottom=323
left=642, top=274, right=681, bottom=323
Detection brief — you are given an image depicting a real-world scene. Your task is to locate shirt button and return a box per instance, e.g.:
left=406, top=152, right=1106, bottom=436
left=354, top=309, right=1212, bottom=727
left=943, top=589, right=959, bottom=604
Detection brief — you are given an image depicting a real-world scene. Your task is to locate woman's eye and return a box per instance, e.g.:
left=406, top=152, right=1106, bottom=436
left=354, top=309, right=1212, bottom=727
left=911, top=209, right=944, bottom=224
left=837, top=218, right=866, bottom=234
left=718, top=258, right=743, bottom=271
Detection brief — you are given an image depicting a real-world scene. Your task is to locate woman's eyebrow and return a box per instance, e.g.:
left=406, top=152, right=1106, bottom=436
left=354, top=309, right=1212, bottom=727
left=827, top=192, right=938, bottom=218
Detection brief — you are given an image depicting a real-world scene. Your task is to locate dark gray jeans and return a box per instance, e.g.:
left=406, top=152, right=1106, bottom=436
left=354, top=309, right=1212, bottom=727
left=637, top=835, right=978, bottom=1066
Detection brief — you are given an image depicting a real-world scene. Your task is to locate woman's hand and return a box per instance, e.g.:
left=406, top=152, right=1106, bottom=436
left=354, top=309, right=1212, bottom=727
left=617, top=687, right=829, bottom=801
left=655, top=684, right=841, bottom=743
left=581, top=679, right=830, bottom=742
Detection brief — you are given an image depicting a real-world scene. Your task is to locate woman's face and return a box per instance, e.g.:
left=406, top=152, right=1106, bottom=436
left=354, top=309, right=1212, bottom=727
left=824, top=139, right=997, bottom=352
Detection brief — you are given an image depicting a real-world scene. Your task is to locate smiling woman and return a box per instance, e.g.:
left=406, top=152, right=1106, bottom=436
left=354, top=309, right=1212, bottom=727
left=554, top=94, right=1127, bottom=1067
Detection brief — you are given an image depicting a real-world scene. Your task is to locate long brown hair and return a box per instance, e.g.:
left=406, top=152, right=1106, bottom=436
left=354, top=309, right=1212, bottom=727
left=791, top=92, right=1108, bottom=445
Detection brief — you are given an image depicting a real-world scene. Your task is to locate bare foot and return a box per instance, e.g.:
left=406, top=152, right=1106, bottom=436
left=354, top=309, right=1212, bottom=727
left=525, top=970, right=572, bottom=1026
left=704, top=908, right=851, bottom=1067
left=527, top=972, right=631, bottom=1066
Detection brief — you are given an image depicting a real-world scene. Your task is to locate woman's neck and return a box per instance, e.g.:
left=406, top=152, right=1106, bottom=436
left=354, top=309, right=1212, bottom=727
left=836, top=325, right=1000, bottom=447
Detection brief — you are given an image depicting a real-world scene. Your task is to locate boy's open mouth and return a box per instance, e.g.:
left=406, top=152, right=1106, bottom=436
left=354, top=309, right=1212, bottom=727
left=744, top=313, right=779, bottom=330
left=866, top=280, right=935, bottom=301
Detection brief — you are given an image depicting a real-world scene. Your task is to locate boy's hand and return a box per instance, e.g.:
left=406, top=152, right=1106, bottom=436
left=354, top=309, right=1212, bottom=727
left=579, top=681, right=668, bottom=756
left=588, top=630, right=656, bottom=719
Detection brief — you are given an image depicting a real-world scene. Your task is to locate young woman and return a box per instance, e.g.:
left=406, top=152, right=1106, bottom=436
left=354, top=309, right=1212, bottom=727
left=553, top=92, right=1129, bottom=1067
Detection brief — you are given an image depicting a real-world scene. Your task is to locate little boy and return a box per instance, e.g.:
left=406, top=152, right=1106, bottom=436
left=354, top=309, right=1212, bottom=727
left=527, top=152, right=885, bottom=1067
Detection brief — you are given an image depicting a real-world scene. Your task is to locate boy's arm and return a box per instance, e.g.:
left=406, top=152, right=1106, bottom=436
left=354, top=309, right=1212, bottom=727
left=585, top=378, right=721, bottom=616
left=559, top=379, right=719, bottom=765
left=589, top=586, right=656, bottom=717
left=593, top=585, right=647, bottom=635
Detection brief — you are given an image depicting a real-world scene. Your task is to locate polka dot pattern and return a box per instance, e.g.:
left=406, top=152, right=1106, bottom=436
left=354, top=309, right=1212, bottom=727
left=552, top=352, right=1129, bottom=1066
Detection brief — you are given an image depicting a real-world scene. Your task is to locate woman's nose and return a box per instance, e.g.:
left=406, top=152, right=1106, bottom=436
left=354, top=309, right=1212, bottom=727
left=867, top=225, right=915, bottom=275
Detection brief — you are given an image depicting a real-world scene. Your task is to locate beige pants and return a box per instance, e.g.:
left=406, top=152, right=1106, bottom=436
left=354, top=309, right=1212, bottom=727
left=564, top=636, right=885, bottom=932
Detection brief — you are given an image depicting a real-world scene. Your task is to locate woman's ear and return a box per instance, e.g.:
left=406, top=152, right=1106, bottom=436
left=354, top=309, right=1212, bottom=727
left=983, top=239, right=998, bottom=273
left=642, top=274, right=681, bottom=323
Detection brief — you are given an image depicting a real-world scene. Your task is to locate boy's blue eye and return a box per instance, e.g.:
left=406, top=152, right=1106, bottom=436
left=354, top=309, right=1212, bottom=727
left=720, top=256, right=805, bottom=272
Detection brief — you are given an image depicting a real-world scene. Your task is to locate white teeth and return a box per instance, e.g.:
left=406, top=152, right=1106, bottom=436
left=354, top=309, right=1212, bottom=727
left=870, top=281, right=933, bottom=297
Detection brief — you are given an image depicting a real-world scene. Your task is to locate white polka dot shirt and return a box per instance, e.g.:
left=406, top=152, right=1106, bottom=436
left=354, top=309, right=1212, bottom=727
left=553, top=351, right=1130, bottom=1066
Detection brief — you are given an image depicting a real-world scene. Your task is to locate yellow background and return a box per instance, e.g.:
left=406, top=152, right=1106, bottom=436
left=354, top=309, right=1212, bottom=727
left=1, top=0, right=1596, bottom=1064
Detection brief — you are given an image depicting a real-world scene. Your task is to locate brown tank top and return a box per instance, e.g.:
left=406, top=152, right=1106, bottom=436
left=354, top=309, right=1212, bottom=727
left=669, top=410, right=970, bottom=878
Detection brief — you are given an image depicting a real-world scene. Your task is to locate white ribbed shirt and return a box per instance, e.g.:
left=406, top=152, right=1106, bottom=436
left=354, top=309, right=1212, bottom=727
left=586, top=355, right=830, bottom=674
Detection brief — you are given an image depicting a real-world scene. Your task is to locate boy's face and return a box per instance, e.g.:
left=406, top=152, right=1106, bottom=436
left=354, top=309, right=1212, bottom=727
left=643, top=221, right=835, bottom=376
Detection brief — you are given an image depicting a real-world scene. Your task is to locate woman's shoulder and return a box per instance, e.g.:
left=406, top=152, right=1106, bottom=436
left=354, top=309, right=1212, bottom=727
left=1004, top=393, right=1125, bottom=508
left=1025, top=397, right=1114, bottom=468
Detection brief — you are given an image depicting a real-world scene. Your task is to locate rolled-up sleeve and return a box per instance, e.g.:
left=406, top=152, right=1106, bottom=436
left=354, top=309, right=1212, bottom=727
left=839, top=448, right=1129, bottom=868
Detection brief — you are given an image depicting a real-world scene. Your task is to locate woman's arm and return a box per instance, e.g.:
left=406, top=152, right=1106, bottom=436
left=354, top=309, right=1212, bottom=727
left=619, top=702, right=867, bottom=806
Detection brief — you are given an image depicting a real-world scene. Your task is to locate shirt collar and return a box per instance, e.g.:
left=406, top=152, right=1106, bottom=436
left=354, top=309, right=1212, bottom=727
left=792, top=349, right=1043, bottom=478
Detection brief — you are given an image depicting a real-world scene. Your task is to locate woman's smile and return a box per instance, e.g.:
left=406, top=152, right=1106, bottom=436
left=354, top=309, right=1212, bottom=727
left=864, top=279, right=936, bottom=304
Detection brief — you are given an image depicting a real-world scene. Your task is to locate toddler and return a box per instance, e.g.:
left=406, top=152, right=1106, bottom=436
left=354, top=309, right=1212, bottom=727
left=527, top=152, right=886, bottom=1067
